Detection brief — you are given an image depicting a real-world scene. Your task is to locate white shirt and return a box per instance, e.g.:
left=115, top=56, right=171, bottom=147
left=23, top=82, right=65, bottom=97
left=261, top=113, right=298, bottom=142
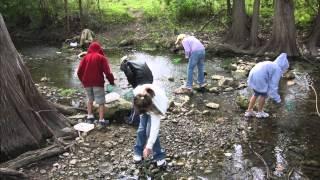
left=133, top=84, right=168, bottom=149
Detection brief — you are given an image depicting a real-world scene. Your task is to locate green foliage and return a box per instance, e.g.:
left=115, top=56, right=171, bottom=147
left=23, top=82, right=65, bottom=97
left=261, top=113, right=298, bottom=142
left=58, top=88, right=77, bottom=97
left=220, top=57, right=236, bottom=70
left=164, top=0, right=216, bottom=20
left=0, top=0, right=319, bottom=37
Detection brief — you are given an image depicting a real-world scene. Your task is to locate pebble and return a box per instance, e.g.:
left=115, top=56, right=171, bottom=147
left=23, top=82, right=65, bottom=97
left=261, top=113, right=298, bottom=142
left=69, top=159, right=77, bottom=165
left=40, top=169, right=47, bottom=174
left=206, top=102, right=220, bottom=109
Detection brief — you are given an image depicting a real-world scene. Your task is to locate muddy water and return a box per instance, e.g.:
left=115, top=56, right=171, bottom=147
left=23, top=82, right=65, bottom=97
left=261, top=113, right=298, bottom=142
left=20, top=45, right=320, bottom=179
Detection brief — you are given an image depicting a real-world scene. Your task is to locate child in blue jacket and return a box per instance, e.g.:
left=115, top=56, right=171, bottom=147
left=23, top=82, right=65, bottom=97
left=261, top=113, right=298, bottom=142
left=245, top=53, right=289, bottom=118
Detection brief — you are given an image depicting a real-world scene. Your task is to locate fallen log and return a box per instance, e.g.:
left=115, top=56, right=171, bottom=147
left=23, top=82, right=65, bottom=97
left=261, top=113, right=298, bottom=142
left=0, top=168, right=28, bottom=180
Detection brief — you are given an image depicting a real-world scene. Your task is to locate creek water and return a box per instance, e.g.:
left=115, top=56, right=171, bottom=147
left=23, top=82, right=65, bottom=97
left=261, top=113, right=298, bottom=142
left=19, top=45, right=320, bottom=179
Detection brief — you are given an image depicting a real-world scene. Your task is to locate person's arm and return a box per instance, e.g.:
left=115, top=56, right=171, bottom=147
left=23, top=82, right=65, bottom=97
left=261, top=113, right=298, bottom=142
left=101, top=56, right=115, bottom=85
left=77, top=58, right=86, bottom=82
left=145, top=113, right=161, bottom=150
left=268, top=69, right=282, bottom=103
left=182, top=40, right=191, bottom=59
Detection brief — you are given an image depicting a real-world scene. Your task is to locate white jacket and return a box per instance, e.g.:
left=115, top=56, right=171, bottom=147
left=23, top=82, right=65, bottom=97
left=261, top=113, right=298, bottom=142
left=133, top=84, right=168, bottom=149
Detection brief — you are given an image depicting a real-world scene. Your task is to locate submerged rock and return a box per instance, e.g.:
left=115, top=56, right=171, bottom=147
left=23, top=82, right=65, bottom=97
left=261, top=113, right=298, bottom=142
left=218, top=77, right=234, bottom=87
left=236, top=95, right=249, bottom=109
left=232, top=69, right=248, bottom=80
left=209, top=87, right=220, bottom=93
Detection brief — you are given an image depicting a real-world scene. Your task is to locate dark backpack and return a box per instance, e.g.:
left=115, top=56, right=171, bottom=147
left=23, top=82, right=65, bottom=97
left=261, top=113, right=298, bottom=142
left=120, top=60, right=153, bottom=88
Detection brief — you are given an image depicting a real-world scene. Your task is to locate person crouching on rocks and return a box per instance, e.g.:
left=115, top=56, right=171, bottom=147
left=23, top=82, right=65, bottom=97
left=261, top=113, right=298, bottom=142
left=120, top=56, right=153, bottom=126
left=132, top=84, right=168, bottom=168
left=245, top=53, right=289, bottom=118
left=77, top=42, right=115, bottom=126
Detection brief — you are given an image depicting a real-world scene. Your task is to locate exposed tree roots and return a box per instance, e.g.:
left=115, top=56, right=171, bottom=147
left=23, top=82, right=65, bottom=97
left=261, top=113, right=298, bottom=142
left=0, top=168, right=28, bottom=180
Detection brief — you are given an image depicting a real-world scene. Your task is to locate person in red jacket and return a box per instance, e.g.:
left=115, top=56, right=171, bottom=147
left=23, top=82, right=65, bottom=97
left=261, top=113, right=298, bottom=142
left=77, top=42, right=115, bottom=125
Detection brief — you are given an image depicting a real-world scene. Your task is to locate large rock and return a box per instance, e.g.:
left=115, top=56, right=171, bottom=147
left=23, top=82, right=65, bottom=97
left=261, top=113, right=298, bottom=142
left=211, top=75, right=224, bottom=80
left=283, top=71, right=295, bottom=80
left=231, top=69, right=248, bottom=80
left=94, top=98, right=132, bottom=123
left=79, top=29, right=94, bottom=47
left=119, top=39, right=134, bottom=47
left=209, top=87, right=220, bottom=93
left=235, top=95, right=249, bottom=109
left=218, top=77, right=234, bottom=87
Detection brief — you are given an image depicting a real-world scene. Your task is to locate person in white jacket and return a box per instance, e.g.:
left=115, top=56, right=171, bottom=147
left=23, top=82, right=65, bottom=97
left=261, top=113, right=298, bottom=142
left=132, top=84, right=168, bottom=167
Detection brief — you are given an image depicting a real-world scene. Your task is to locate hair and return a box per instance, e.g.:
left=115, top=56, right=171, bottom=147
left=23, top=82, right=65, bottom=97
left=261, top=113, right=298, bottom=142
left=133, top=88, right=155, bottom=114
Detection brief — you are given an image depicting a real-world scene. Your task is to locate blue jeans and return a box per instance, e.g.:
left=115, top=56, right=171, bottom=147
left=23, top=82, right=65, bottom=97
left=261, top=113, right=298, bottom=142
left=186, top=50, right=206, bottom=89
left=134, top=114, right=165, bottom=161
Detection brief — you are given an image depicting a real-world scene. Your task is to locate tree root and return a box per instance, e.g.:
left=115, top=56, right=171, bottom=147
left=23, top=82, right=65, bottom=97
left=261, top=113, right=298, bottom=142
left=0, top=145, right=65, bottom=169
left=0, top=168, right=28, bottom=180
left=248, top=143, right=273, bottom=179
left=50, top=102, right=86, bottom=116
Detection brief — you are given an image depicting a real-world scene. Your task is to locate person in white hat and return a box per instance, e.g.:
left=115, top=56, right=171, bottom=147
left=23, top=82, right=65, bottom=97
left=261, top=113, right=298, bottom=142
left=174, top=34, right=206, bottom=94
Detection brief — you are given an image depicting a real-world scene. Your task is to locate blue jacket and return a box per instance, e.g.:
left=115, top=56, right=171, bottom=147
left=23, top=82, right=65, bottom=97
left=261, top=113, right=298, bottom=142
left=247, top=53, right=289, bottom=103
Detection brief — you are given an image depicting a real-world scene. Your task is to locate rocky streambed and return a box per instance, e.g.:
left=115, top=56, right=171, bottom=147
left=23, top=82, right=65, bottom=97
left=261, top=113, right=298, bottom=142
left=14, top=46, right=320, bottom=179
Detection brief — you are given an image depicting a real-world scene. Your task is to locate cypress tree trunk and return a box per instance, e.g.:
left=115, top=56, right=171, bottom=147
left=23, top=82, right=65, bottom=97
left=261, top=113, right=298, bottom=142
left=249, top=0, right=260, bottom=49
left=0, top=14, right=68, bottom=163
left=224, top=0, right=249, bottom=47
left=64, top=0, right=70, bottom=34
left=79, top=0, right=83, bottom=29
left=306, top=4, right=320, bottom=56
left=258, top=0, right=299, bottom=56
left=227, top=0, right=232, bottom=17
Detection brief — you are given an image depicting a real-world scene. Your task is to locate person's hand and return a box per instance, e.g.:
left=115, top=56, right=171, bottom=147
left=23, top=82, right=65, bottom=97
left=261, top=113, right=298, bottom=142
left=272, top=98, right=281, bottom=104
left=143, top=148, right=152, bottom=159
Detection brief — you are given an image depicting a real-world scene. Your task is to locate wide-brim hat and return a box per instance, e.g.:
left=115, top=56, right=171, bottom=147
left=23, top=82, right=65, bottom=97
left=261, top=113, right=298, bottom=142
left=175, top=34, right=186, bottom=45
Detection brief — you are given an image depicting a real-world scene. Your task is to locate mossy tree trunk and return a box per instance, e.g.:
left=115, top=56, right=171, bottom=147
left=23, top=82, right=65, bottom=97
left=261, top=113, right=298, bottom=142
left=249, top=0, right=260, bottom=49
left=64, top=0, right=70, bottom=34
left=79, top=0, right=83, bottom=29
left=226, top=0, right=232, bottom=17
left=306, top=4, right=320, bottom=56
left=0, top=14, right=68, bottom=163
left=258, top=0, right=299, bottom=56
left=224, top=0, right=249, bottom=47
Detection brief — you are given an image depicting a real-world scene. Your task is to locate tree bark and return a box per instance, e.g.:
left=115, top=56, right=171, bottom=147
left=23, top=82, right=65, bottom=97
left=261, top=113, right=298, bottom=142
left=306, top=4, right=320, bottom=56
left=0, top=168, right=28, bottom=180
left=224, top=0, right=249, bottom=47
left=0, top=14, right=69, bottom=163
left=0, top=145, right=66, bottom=170
left=79, top=0, right=83, bottom=29
left=39, top=0, right=51, bottom=28
left=258, top=0, right=299, bottom=56
left=64, top=0, right=70, bottom=34
left=249, top=0, right=261, bottom=49
left=227, top=0, right=232, bottom=17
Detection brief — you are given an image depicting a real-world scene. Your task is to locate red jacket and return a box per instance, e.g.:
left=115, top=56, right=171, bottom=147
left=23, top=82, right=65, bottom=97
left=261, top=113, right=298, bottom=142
left=77, top=42, right=114, bottom=87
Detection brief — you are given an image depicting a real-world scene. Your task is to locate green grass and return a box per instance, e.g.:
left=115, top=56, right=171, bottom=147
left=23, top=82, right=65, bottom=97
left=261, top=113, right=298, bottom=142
left=99, top=0, right=163, bottom=22
left=58, top=88, right=78, bottom=97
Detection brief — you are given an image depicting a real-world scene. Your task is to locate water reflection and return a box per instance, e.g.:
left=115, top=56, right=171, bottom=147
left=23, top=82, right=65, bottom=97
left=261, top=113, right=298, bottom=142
left=273, top=136, right=288, bottom=177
